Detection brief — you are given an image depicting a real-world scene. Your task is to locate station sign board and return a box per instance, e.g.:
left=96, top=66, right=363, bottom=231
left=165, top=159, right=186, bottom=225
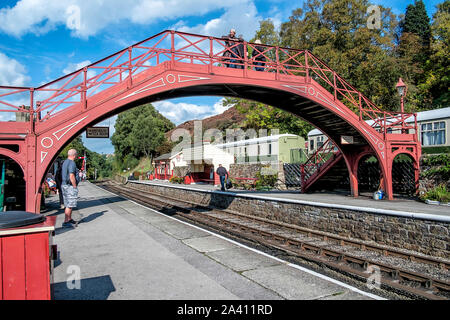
left=86, top=126, right=109, bottom=138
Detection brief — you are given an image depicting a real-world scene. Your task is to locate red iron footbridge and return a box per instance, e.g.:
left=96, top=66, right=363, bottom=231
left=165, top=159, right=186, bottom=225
left=0, top=30, right=420, bottom=213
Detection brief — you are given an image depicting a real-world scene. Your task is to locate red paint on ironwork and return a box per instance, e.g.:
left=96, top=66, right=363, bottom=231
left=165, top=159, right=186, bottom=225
left=0, top=30, right=421, bottom=211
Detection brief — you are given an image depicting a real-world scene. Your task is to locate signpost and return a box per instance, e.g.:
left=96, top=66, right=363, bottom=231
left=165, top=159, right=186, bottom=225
left=86, top=126, right=109, bottom=138
left=341, top=135, right=354, bottom=145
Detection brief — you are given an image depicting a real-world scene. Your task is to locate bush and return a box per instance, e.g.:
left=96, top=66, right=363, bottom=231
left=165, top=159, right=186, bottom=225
left=420, top=184, right=450, bottom=203
left=133, top=171, right=142, bottom=179
left=229, top=177, right=242, bottom=189
left=421, top=154, right=450, bottom=181
left=255, top=171, right=277, bottom=189
left=123, top=154, right=139, bottom=171
left=42, top=183, right=51, bottom=198
left=169, top=176, right=184, bottom=184
left=422, top=153, right=450, bottom=167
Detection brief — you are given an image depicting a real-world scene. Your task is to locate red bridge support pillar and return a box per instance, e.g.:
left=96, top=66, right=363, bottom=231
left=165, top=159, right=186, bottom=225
left=341, top=151, right=360, bottom=198
left=25, top=134, right=39, bottom=213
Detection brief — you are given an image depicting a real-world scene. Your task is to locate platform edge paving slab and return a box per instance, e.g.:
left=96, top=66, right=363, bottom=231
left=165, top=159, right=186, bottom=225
left=182, top=235, right=238, bottom=253
left=206, top=247, right=282, bottom=272
left=241, top=264, right=373, bottom=300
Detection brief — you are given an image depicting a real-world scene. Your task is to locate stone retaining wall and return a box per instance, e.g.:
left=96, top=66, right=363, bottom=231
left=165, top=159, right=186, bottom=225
left=229, top=163, right=265, bottom=179
left=128, top=181, right=449, bottom=258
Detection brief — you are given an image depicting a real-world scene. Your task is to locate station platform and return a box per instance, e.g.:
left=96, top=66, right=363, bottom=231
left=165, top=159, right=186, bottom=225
left=44, top=181, right=381, bottom=300
left=133, top=180, right=450, bottom=220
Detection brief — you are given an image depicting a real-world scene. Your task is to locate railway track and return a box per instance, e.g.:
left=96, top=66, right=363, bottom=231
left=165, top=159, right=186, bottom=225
left=97, top=180, right=450, bottom=300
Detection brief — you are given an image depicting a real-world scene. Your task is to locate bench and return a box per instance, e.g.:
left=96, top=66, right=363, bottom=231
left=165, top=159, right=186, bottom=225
left=197, top=179, right=215, bottom=183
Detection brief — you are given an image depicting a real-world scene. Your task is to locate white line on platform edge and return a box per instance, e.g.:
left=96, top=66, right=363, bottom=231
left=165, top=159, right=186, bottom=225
left=97, top=182, right=386, bottom=300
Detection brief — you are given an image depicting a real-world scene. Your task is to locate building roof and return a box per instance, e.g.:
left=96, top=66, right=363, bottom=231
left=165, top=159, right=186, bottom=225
left=214, top=134, right=299, bottom=148
left=307, top=107, right=450, bottom=137
left=154, top=153, right=172, bottom=161
left=154, top=151, right=182, bottom=161
left=405, top=107, right=450, bottom=123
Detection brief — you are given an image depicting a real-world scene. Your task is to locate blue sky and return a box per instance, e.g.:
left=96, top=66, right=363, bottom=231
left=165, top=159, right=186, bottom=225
left=0, top=0, right=442, bottom=154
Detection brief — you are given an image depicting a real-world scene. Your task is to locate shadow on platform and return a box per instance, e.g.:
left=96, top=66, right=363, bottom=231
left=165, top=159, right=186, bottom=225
left=54, top=210, right=107, bottom=235
left=46, top=196, right=126, bottom=217
left=52, top=275, right=116, bottom=300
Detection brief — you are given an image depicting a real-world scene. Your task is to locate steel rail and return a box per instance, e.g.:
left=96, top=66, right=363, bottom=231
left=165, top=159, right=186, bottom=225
left=124, top=181, right=449, bottom=270
left=99, top=180, right=449, bottom=300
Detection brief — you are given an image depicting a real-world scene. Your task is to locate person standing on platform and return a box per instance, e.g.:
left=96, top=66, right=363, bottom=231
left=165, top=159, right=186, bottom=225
left=54, top=158, right=64, bottom=209
left=216, top=164, right=228, bottom=191
left=61, top=149, right=80, bottom=227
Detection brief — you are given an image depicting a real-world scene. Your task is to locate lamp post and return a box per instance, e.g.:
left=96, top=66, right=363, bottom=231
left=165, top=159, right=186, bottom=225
left=396, top=78, right=408, bottom=133
left=395, top=78, right=407, bottom=113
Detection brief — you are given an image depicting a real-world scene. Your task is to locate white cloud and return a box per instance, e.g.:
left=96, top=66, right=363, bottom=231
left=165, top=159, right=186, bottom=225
left=62, top=60, right=96, bottom=84
left=62, top=60, right=92, bottom=75
left=0, top=0, right=247, bottom=38
left=173, top=0, right=262, bottom=40
left=0, top=52, right=31, bottom=86
left=154, top=98, right=230, bottom=125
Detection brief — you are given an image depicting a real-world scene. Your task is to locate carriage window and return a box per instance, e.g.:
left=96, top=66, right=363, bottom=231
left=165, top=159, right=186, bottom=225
left=421, top=121, right=446, bottom=146
left=317, top=136, right=324, bottom=148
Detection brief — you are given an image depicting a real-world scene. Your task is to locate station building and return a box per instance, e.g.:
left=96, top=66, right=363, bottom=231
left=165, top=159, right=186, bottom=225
left=181, top=142, right=235, bottom=185
left=153, top=151, right=187, bottom=180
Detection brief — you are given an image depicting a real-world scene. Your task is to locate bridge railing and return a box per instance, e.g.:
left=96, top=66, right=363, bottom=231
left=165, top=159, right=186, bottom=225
left=0, top=30, right=416, bottom=136
left=300, top=138, right=339, bottom=184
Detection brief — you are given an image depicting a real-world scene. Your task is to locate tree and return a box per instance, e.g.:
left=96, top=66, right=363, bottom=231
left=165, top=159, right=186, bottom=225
left=401, top=0, right=432, bottom=49
left=58, top=135, right=113, bottom=179
left=130, top=116, right=166, bottom=159
left=111, top=103, right=174, bottom=171
left=418, top=0, right=450, bottom=109
left=280, top=0, right=401, bottom=111
left=252, top=19, right=280, bottom=45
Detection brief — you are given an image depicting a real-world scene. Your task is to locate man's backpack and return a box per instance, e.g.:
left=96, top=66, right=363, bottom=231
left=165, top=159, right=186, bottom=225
left=55, top=160, right=63, bottom=184
left=226, top=178, right=233, bottom=190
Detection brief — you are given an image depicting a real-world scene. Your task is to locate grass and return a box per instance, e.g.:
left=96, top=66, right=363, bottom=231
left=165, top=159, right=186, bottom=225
left=118, top=157, right=154, bottom=177
left=420, top=184, right=450, bottom=203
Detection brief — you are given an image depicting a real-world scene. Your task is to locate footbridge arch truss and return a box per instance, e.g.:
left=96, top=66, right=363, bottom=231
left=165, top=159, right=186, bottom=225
left=0, top=30, right=420, bottom=212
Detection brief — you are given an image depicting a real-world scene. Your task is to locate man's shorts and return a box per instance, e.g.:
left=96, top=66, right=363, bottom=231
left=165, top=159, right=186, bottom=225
left=62, top=184, right=78, bottom=208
